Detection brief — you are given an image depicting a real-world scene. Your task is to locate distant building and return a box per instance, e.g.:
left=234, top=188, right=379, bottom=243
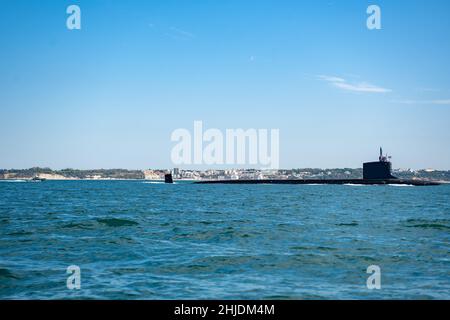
left=143, top=170, right=163, bottom=180
left=86, top=175, right=102, bottom=180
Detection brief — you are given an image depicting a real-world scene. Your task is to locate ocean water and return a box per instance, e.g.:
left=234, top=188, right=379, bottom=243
left=0, top=180, right=449, bottom=299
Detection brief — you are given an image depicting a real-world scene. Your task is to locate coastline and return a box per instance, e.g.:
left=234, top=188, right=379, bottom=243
left=1, top=168, right=450, bottom=182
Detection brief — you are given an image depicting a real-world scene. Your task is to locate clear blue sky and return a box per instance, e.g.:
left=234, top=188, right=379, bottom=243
left=1, top=0, right=449, bottom=170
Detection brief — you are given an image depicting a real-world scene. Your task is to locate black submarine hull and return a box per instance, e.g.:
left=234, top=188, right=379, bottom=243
left=196, top=179, right=440, bottom=186
left=172, top=149, right=441, bottom=186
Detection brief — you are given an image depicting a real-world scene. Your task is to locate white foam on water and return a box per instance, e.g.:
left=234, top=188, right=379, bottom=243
left=343, top=184, right=367, bottom=186
left=142, top=181, right=179, bottom=184
left=0, top=179, right=27, bottom=182
left=388, top=184, right=415, bottom=187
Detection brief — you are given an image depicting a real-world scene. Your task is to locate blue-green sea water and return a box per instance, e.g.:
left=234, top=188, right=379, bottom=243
left=0, top=180, right=449, bottom=299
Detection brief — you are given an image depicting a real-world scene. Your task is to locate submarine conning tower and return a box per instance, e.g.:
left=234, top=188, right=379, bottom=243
left=363, top=147, right=398, bottom=180
left=164, top=173, right=173, bottom=183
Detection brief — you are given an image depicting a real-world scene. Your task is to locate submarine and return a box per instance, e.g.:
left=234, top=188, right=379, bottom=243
left=185, top=148, right=440, bottom=186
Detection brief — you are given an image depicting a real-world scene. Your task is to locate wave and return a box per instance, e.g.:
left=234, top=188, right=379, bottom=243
left=61, top=222, right=95, bottom=230
left=388, top=184, right=414, bottom=187
left=343, top=184, right=367, bottom=186
left=142, top=181, right=178, bottom=184
left=96, top=218, right=139, bottom=227
left=6, top=230, right=33, bottom=236
left=0, top=268, right=19, bottom=279
left=336, top=222, right=359, bottom=226
left=405, top=219, right=450, bottom=230
left=409, top=223, right=450, bottom=230
left=0, top=179, right=27, bottom=182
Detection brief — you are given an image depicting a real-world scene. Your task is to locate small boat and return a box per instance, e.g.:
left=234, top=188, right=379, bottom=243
left=30, top=176, right=46, bottom=182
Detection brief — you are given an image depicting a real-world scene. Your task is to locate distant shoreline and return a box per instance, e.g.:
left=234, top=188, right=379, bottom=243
left=1, top=167, right=449, bottom=182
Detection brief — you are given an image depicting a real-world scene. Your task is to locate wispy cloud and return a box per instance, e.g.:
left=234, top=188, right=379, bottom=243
left=392, top=99, right=450, bottom=105
left=432, top=99, right=450, bottom=105
left=168, top=27, right=196, bottom=40
left=317, top=75, right=391, bottom=93
left=418, top=87, right=440, bottom=93
left=148, top=22, right=196, bottom=41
